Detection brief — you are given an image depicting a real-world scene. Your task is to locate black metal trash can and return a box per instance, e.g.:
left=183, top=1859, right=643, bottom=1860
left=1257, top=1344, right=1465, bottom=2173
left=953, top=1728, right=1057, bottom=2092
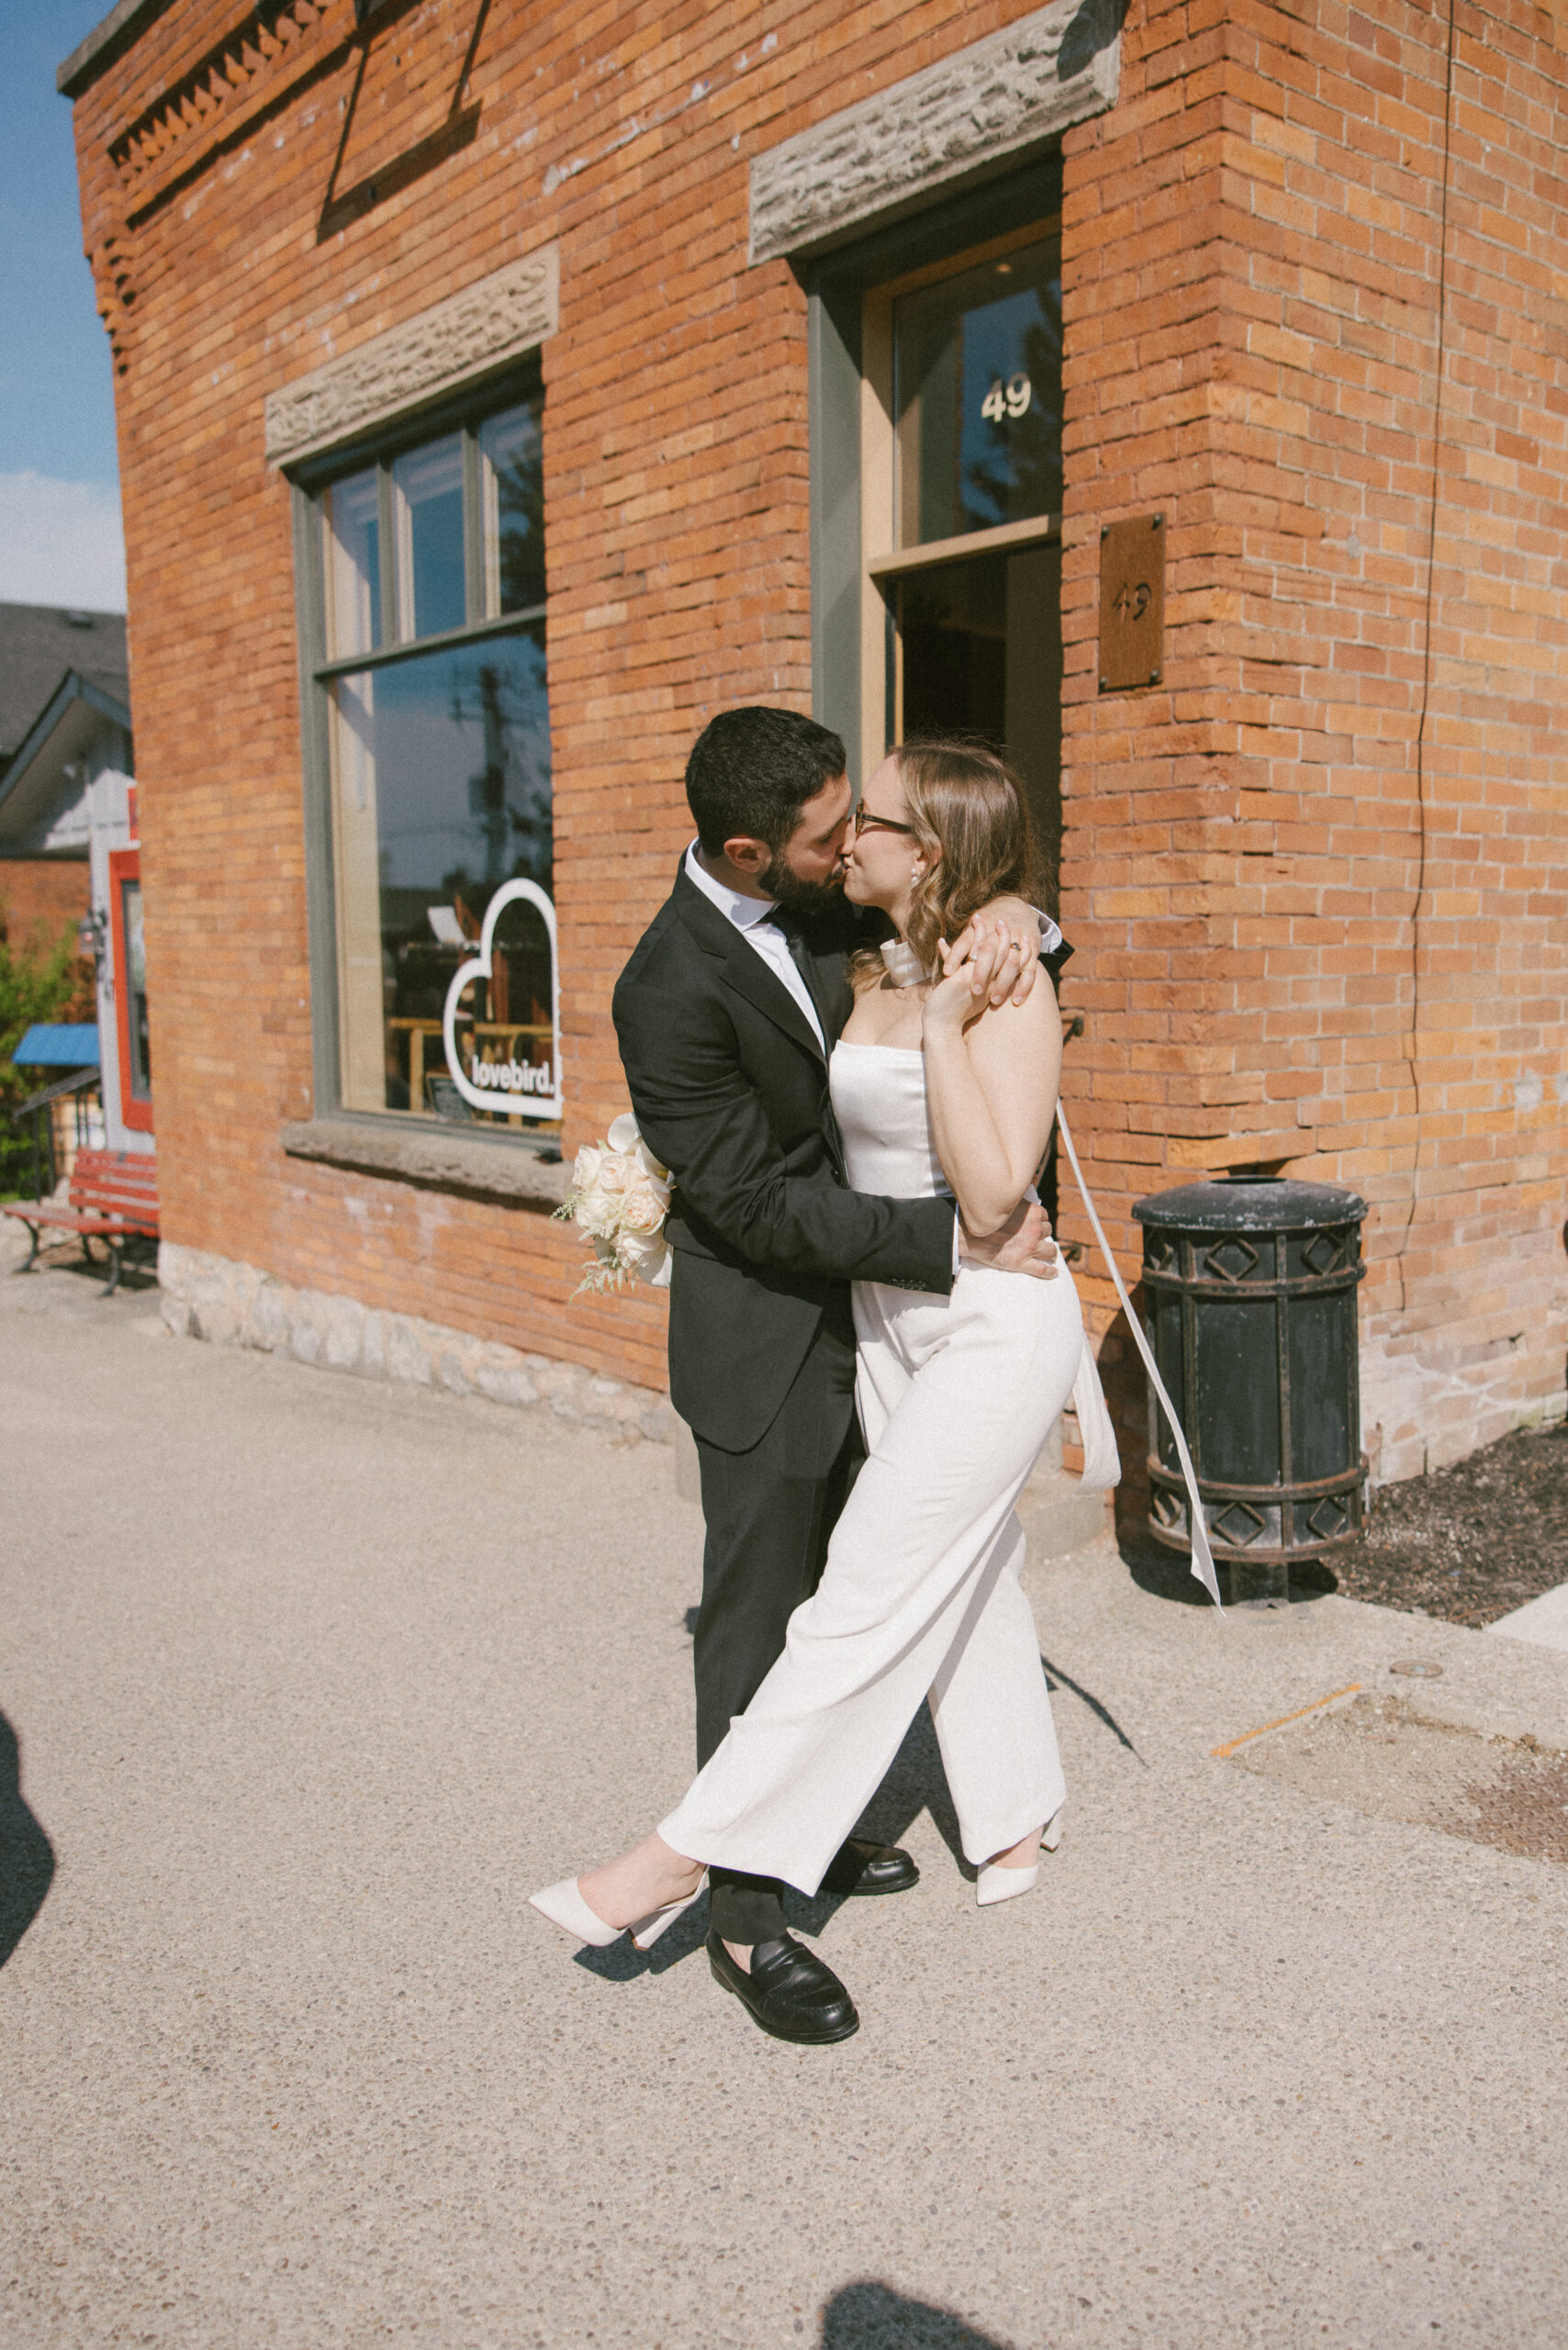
left=1132, top=1176, right=1368, bottom=1602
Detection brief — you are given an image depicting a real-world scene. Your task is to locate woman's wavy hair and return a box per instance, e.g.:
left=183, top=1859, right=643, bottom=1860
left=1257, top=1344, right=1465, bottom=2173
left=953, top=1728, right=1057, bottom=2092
left=851, top=738, right=1037, bottom=986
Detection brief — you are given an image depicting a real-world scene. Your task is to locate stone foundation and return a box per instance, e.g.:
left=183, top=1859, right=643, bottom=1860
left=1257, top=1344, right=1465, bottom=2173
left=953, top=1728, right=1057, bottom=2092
left=1361, top=1328, right=1567, bottom=1491
left=156, top=1243, right=676, bottom=1446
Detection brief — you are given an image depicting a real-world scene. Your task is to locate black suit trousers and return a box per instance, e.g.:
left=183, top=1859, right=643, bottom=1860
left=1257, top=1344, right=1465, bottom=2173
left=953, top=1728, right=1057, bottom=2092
left=692, top=1286, right=864, bottom=1944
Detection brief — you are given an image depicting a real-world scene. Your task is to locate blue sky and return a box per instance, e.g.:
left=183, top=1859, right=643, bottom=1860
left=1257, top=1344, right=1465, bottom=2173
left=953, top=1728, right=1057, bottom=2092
left=0, top=3, right=128, bottom=610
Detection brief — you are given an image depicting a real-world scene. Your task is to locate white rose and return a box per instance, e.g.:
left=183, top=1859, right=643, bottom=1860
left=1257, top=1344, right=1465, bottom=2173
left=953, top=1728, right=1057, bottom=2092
left=620, top=1172, right=669, bottom=1233
left=616, top=1225, right=670, bottom=1282
left=596, top=1150, right=638, bottom=1201
left=575, top=1186, right=621, bottom=1240
left=571, top=1143, right=603, bottom=1192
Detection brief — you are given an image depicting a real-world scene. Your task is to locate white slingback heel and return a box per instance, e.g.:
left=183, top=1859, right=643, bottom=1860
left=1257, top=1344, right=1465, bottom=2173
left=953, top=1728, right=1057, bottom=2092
left=975, top=1807, right=1064, bottom=1907
left=529, top=1876, right=622, bottom=1947
left=529, top=1873, right=708, bottom=1952
left=629, top=1875, right=708, bottom=1951
left=975, top=1860, right=1038, bottom=1908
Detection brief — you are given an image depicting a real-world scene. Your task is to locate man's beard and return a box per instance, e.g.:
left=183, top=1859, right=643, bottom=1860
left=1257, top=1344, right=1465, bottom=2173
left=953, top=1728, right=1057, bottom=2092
left=758, top=848, right=846, bottom=917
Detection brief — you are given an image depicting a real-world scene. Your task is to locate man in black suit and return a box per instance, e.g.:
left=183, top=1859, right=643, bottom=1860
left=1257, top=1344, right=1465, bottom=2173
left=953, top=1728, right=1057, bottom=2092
left=613, top=706, right=1059, bottom=2043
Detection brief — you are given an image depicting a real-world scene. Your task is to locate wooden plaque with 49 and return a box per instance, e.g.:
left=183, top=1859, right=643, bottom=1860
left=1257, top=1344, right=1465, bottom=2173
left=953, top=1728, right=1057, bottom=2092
left=1098, top=514, right=1165, bottom=693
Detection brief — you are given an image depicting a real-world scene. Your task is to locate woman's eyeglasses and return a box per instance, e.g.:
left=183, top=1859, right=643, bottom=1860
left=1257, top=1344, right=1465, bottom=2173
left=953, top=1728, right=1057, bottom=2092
left=850, top=807, right=916, bottom=839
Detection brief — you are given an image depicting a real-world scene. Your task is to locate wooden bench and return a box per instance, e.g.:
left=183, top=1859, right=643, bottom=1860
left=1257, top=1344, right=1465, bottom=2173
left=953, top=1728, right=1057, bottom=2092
left=3, top=1147, right=160, bottom=1296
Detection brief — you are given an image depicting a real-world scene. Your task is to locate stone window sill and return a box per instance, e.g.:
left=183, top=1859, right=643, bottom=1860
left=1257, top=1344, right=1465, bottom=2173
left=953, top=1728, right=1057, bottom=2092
left=280, top=1117, right=572, bottom=1210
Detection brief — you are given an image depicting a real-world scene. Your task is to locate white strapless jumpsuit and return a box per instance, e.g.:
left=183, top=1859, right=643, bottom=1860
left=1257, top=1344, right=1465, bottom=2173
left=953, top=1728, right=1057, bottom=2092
left=658, top=1041, right=1087, bottom=1893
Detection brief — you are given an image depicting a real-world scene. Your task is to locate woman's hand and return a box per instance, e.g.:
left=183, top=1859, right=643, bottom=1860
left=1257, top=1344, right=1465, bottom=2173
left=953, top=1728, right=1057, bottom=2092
left=924, top=939, right=985, bottom=1038
left=942, top=905, right=1040, bottom=1006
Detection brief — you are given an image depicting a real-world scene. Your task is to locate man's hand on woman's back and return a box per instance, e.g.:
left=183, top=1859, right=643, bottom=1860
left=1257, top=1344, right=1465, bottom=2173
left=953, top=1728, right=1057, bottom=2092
left=959, top=1199, right=1059, bottom=1279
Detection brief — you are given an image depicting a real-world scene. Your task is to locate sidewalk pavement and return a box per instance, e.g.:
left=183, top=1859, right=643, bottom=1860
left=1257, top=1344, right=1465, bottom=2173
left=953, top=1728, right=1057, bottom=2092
left=3, top=1246, right=1566, bottom=2350
left=1489, top=1583, right=1568, bottom=1655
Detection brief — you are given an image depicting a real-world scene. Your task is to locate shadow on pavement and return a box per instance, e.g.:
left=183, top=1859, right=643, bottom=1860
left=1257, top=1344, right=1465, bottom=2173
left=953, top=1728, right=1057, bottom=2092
left=4, top=1242, right=157, bottom=1301
left=573, top=1892, right=714, bottom=1981
left=820, top=2280, right=1008, bottom=2346
left=1038, top=1651, right=1148, bottom=1765
left=1121, top=1526, right=1338, bottom=1611
left=0, top=1710, right=55, bottom=1967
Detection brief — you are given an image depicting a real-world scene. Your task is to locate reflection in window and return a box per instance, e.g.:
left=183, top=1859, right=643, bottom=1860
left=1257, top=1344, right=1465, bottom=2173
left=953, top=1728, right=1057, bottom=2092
left=393, top=434, right=465, bottom=640
left=899, top=555, right=1007, bottom=742
left=896, top=542, right=1062, bottom=913
left=325, top=466, right=382, bottom=659
left=121, top=878, right=151, bottom=1099
left=894, top=237, right=1062, bottom=546
left=480, top=403, right=544, bottom=616
left=328, top=631, right=552, bottom=1124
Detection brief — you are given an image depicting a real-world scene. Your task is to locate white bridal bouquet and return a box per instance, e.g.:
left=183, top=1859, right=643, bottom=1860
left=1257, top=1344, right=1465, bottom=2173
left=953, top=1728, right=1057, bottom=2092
left=554, top=1113, right=674, bottom=1297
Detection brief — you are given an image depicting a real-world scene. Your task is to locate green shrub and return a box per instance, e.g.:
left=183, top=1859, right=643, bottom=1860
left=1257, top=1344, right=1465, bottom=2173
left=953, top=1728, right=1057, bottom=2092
left=0, top=905, right=87, bottom=1201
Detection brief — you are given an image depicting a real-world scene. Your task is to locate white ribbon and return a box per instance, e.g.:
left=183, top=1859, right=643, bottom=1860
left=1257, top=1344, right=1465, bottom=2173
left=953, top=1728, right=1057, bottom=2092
left=1055, top=1106, right=1224, bottom=1614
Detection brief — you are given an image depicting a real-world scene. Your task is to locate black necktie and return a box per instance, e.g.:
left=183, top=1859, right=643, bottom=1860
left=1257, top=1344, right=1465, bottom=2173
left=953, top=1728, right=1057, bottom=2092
left=768, top=909, right=828, bottom=1045
left=769, top=904, right=809, bottom=970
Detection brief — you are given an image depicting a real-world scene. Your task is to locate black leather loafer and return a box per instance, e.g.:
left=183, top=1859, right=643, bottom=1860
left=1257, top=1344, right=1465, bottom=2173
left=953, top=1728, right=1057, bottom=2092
left=708, top=1930, right=859, bottom=2044
left=820, top=1837, right=920, bottom=1898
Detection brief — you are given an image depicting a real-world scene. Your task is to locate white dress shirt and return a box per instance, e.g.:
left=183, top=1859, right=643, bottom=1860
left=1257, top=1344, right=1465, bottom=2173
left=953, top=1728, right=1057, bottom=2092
left=683, top=841, right=827, bottom=1054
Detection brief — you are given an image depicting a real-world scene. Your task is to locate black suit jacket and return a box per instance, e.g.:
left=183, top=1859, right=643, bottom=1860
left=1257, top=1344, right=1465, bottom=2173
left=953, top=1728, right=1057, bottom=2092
left=613, top=863, right=957, bottom=1451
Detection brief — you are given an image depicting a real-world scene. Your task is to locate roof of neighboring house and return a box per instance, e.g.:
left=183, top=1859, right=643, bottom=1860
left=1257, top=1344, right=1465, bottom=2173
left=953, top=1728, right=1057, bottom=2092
left=0, top=603, right=128, bottom=764
left=0, top=667, right=134, bottom=858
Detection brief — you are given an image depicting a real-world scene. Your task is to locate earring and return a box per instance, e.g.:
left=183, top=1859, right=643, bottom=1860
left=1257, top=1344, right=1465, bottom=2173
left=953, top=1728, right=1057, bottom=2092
left=910, top=863, right=924, bottom=884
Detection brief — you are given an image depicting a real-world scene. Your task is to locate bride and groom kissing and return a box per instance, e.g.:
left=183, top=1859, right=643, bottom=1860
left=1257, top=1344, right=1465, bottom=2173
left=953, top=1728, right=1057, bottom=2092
left=532, top=703, right=1109, bottom=2045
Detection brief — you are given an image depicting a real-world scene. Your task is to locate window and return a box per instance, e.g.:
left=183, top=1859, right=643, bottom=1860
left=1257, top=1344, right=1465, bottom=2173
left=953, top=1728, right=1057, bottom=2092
left=806, top=169, right=1067, bottom=1230
left=108, top=846, right=152, bottom=1133
left=862, top=222, right=1063, bottom=896
left=892, top=233, right=1062, bottom=546
left=306, top=385, right=557, bottom=1133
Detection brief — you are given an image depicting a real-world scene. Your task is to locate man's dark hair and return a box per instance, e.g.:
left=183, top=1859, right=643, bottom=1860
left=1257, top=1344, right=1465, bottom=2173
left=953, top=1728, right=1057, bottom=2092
left=685, top=706, right=846, bottom=856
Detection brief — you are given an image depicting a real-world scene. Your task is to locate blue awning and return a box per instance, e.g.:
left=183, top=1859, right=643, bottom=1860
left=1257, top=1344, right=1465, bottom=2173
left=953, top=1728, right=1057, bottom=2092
left=11, top=1024, right=99, bottom=1068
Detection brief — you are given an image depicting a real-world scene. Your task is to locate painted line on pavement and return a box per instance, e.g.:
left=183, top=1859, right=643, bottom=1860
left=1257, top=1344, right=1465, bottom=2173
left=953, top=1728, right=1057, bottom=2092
left=1210, top=1684, right=1363, bottom=1760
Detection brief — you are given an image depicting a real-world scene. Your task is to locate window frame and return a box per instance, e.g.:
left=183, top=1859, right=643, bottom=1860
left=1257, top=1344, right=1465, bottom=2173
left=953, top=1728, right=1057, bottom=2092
left=289, top=363, right=552, bottom=1148
left=108, top=845, right=153, bottom=1133
left=803, top=152, right=1063, bottom=786
left=862, top=217, right=1063, bottom=766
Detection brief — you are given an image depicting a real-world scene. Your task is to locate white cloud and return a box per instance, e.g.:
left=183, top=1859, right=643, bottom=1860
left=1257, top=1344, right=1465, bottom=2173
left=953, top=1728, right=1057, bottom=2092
left=0, top=472, right=127, bottom=612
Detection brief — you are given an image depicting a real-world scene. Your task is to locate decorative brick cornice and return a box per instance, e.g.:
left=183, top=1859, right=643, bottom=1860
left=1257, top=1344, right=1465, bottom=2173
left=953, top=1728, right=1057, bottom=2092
left=263, top=247, right=560, bottom=467
left=90, top=221, right=140, bottom=377
left=748, top=0, right=1121, bottom=265
left=105, top=0, right=342, bottom=224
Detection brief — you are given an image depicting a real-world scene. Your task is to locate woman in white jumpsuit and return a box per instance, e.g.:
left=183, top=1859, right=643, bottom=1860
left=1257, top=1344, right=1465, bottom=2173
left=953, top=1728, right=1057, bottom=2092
left=533, top=742, right=1105, bottom=1963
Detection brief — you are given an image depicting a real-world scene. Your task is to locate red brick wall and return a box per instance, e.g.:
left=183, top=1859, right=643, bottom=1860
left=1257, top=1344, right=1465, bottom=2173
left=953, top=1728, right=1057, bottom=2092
left=1059, top=0, right=1568, bottom=1491
left=68, top=0, right=1566, bottom=1468
left=0, top=860, right=90, bottom=954
left=63, top=0, right=1065, bottom=1406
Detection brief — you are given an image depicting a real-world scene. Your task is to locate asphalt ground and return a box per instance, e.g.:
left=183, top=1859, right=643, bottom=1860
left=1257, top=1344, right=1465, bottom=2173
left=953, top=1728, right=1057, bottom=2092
left=3, top=1237, right=1567, bottom=2349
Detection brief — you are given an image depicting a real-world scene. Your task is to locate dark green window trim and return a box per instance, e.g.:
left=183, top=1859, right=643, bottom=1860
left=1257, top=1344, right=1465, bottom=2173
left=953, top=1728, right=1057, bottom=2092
left=287, top=367, right=552, bottom=1151
left=311, top=604, right=546, bottom=687
left=804, top=150, right=1063, bottom=780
